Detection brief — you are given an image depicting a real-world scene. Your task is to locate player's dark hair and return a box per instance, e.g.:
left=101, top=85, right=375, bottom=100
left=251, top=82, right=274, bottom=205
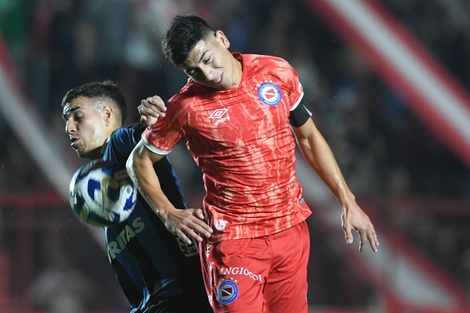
left=61, top=80, right=128, bottom=124
left=162, top=14, right=215, bottom=67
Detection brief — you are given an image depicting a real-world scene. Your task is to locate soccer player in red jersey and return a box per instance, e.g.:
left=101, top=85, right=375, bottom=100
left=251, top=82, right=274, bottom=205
left=127, top=14, right=379, bottom=313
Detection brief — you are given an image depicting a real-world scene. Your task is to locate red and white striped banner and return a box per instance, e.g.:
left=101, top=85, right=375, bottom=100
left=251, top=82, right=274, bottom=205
left=301, top=0, right=469, bottom=310
left=306, top=0, right=470, bottom=167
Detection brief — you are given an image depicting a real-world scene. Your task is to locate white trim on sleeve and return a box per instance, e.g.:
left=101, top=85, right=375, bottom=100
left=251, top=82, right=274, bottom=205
left=141, top=132, right=172, bottom=156
left=290, top=91, right=305, bottom=111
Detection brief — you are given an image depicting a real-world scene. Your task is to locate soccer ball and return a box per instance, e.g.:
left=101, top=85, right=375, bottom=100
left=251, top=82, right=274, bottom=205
left=69, top=159, right=137, bottom=227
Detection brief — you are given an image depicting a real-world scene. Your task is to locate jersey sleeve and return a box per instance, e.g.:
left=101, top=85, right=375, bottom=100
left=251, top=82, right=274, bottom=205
left=274, top=58, right=312, bottom=127
left=143, top=96, right=186, bottom=155
left=281, top=59, right=304, bottom=111
left=108, top=124, right=145, bottom=165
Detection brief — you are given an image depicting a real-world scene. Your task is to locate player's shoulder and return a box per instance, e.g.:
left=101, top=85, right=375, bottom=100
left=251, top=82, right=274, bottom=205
left=110, top=124, right=145, bottom=142
left=243, top=53, right=290, bottom=68
left=108, top=124, right=145, bottom=157
left=169, top=81, right=210, bottom=107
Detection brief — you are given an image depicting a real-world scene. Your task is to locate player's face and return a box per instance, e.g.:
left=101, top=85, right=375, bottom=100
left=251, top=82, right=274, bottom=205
left=182, top=30, right=242, bottom=91
left=63, top=96, right=111, bottom=159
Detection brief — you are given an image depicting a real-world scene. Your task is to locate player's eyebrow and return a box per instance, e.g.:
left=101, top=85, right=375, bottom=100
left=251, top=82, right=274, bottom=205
left=62, top=105, right=78, bottom=120
left=197, top=50, right=209, bottom=64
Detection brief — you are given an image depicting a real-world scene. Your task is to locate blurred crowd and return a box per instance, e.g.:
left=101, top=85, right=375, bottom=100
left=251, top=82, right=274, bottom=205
left=1, top=0, right=470, bottom=311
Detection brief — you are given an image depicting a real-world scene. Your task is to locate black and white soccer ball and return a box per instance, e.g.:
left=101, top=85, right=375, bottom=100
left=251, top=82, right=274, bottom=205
left=69, top=159, right=137, bottom=227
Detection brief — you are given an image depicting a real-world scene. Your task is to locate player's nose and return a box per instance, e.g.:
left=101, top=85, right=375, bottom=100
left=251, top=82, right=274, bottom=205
left=65, top=121, right=76, bottom=134
left=200, top=65, right=214, bottom=81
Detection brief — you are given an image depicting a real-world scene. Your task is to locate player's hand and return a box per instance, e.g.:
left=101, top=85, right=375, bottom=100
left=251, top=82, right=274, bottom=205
left=138, top=96, right=167, bottom=126
left=113, top=168, right=130, bottom=181
left=162, top=207, right=213, bottom=244
left=341, top=203, right=379, bottom=253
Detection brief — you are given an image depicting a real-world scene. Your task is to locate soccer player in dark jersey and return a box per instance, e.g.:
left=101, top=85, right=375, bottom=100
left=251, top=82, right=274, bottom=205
left=61, top=81, right=212, bottom=313
left=127, top=15, right=380, bottom=313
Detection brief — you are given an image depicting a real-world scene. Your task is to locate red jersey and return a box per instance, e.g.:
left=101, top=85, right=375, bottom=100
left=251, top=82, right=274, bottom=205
left=144, top=53, right=312, bottom=242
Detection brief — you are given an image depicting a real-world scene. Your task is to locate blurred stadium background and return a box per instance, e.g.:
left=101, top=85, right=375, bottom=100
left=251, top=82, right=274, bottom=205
left=1, top=0, right=470, bottom=312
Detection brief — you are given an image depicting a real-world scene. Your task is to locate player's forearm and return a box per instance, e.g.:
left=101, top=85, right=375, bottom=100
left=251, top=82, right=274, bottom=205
left=126, top=144, right=175, bottom=220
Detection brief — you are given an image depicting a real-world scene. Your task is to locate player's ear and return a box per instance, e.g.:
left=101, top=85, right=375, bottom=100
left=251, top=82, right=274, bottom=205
left=215, top=30, right=230, bottom=49
left=103, top=106, right=113, bottom=126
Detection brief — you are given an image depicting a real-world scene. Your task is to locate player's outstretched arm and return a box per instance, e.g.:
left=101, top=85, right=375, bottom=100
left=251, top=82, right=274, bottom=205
left=293, top=118, right=379, bottom=253
left=126, top=140, right=212, bottom=244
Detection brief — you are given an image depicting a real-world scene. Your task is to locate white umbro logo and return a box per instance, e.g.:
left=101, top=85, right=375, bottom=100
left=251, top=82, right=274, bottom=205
left=210, top=109, right=230, bottom=126
left=209, top=109, right=228, bottom=118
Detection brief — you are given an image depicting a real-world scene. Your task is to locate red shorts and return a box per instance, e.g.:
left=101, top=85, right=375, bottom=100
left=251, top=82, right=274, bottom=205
left=200, top=221, right=310, bottom=313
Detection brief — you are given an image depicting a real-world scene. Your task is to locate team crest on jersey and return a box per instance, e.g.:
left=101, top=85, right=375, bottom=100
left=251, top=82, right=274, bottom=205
left=258, top=82, right=281, bottom=106
left=217, top=279, right=239, bottom=305
left=176, top=237, right=199, bottom=257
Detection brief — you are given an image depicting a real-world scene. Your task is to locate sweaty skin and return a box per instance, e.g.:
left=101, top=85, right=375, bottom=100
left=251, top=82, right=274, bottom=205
left=63, top=97, right=118, bottom=159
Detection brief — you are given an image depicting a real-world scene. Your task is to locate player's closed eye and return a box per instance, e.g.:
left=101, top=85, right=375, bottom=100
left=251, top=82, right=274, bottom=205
left=73, top=113, right=84, bottom=122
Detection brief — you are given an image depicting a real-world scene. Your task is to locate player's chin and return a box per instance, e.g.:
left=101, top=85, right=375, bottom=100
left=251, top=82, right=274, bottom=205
left=200, top=80, right=225, bottom=91
left=77, top=150, right=88, bottom=159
